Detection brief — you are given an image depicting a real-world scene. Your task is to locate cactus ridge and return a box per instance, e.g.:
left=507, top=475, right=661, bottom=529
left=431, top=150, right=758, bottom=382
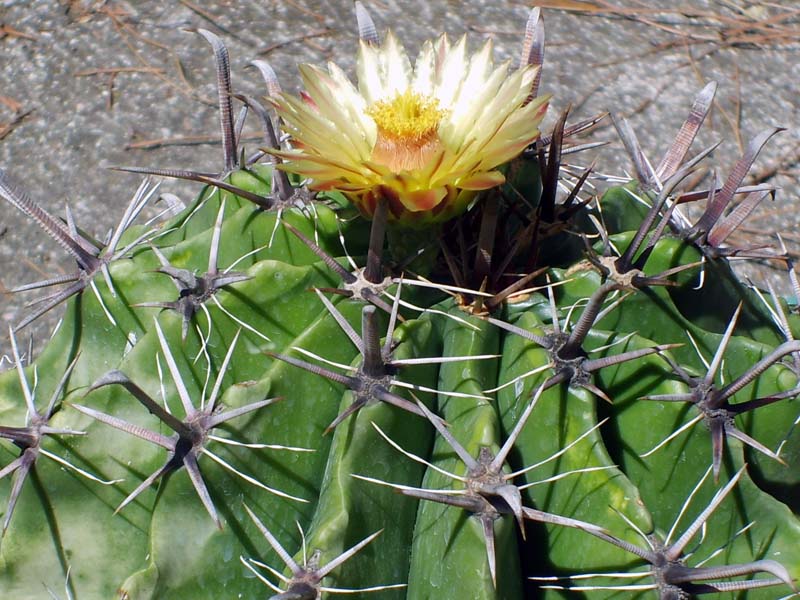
left=1, top=5, right=799, bottom=600
left=532, top=467, right=794, bottom=595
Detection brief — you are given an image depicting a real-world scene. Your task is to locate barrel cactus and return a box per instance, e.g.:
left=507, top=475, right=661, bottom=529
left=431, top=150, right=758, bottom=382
left=1, top=4, right=798, bottom=599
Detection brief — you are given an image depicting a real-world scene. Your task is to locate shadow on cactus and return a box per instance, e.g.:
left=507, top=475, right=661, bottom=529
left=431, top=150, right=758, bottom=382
left=1, top=3, right=798, bottom=599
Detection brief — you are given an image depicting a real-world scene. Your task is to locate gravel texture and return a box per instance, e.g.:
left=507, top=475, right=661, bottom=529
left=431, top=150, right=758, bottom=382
left=1, top=0, right=798, bottom=359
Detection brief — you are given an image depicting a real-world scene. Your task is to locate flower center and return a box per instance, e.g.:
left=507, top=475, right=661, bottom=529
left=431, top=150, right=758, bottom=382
left=368, top=90, right=444, bottom=141
left=367, top=90, right=445, bottom=172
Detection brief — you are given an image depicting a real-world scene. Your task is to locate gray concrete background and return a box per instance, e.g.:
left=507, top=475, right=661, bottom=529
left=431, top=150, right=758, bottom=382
left=1, top=0, right=798, bottom=359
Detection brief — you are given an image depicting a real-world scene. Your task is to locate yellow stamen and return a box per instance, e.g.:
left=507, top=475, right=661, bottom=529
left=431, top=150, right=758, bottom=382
left=368, top=90, right=444, bottom=140
left=367, top=90, right=445, bottom=172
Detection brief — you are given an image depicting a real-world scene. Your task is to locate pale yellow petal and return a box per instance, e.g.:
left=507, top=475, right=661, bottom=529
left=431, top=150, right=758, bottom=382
left=357, top=40, right=385, bottom=104
left=278, top=101, right=375, bottom=172
left=445, top=72, right=543, bottom=175
left=381, top=31, right=412, bottom=97
left=311, top=180, right=374, bottom=193
left=298, top=64, right=373, bottom=159
left=272, top=151, right=373, bottom=182
left=432, top=34, right=467, bottom=108
left=327, top=62, right=377, bottom=148
left=438, top=60, right=509, bottom=151
left=471, top=67, right=530, bottom=135
left=358, top=31, right=411, bottom=103
left=445, top=38, right=494, bottom=128
left=411, top=39, right=436, bottom=96
left=473, top=95, right=549, bottom=170
left=456, top=170, right=506, bottom=190
left=278, top=98, right=364, bottom=165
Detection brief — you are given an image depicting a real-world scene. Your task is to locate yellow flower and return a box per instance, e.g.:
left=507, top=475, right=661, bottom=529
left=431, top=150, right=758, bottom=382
left=270, top=32, right=549, bottom=225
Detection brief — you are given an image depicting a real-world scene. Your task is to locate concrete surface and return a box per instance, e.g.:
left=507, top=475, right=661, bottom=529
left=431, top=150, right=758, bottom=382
left=1, top=0, right=798, bottom=358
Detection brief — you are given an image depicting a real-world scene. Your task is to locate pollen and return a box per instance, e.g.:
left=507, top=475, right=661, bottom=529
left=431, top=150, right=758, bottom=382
left=367, top=90, right=445, bottom=141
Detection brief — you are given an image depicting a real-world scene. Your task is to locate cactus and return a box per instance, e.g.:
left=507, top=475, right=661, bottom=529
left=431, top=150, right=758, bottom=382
left=1, top=5, right=798, bottom=599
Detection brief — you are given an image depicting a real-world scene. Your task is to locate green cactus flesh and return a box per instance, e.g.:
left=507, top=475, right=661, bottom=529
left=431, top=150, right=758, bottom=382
left=1, top=15, right=799, bottom=600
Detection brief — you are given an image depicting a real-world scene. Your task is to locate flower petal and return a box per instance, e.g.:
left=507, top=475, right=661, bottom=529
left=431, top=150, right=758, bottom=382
left=411, top=40, right=436, bottom=96
left=446, top=38, right=494, bottom=130
left=457, top=170, right=506, bottom=190
left=401, top=187, right=448, bottom=212
left=358, top=31, right=411, bottom=103
left=432, top=34, right=467, bottom=108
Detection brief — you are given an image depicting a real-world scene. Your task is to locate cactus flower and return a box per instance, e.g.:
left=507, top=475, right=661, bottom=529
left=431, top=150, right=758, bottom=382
left=270, top=33, right=549, bottom=225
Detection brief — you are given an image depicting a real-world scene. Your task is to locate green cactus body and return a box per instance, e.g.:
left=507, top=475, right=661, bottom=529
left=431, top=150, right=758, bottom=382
left=295, top=316, right=440, bottom=595
left=2, top=7, right=800, bottom=600
left=406, top=308, right=523, bottom=600
left=593, top=330, right=800, bottom=597
left=496, top=308, right=653, bottom=575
